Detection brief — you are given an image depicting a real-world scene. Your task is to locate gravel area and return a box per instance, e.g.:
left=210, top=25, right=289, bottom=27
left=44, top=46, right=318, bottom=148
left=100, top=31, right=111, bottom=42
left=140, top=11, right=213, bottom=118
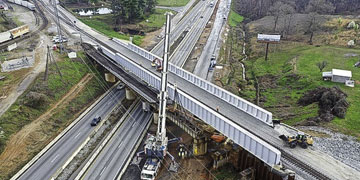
left=298, top=126, right=360, bottom=172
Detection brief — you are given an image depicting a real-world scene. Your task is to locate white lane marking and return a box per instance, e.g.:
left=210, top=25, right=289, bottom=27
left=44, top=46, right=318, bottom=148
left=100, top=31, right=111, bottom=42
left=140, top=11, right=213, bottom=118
left=100, top=166, right=107, bottom=176
left=74, top=132, right=81, bottom=139
left=117, top=141, right=123, bottom=149
left=131, top=122, right=137, bottom=127
left=51, top=154, right=60, bottom=163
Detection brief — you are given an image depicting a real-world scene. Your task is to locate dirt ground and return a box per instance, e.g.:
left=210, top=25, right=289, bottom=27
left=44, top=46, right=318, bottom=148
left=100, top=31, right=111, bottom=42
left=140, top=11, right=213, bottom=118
left=141, top=28, right=163, bottom=50
left=0, top=74, right=93, bottom=179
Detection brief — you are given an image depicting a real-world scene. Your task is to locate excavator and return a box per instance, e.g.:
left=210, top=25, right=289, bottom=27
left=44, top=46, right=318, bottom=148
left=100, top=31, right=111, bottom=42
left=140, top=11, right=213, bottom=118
left=279, top=131, right=314, bottom=149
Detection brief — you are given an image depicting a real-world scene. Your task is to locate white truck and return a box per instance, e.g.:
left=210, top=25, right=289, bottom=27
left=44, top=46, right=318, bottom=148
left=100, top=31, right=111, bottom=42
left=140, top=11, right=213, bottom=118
left=141, top=158, right=161, bottom=180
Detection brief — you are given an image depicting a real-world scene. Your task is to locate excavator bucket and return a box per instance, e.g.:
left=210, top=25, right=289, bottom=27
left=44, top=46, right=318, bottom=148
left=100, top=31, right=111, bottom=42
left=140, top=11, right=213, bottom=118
left=279, top=134, right=289, bottom=142
left=306, top=136, right=314, bottom=146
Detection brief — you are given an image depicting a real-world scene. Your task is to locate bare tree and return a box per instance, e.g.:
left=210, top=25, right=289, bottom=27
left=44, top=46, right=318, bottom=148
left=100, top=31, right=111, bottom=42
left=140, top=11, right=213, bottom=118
left=268, top=1, right=283, bottom=32
left=305, top=0, right=335, bottom=44
left=317, top=61, right=328, bottom=72
left=281, top=4, right=295, bottom=37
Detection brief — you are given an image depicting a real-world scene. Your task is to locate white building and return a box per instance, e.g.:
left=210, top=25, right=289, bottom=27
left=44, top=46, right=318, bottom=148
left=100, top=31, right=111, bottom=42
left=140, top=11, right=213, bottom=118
left=322, top=69, right=352, bottom=83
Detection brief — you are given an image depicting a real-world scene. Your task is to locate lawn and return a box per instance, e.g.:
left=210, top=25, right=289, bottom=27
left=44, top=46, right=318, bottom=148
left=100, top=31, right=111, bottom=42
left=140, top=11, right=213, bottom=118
left=157, top=0, right=190, bottom=7
left=78, top=8, right=174, bottom=46
left=228, top=9, right=244, bottom=27
left=244, top=45, right=360, bottom=137
left=78, top=15, right=143, bottom=45
left=139, top=9, right=175, bottom=31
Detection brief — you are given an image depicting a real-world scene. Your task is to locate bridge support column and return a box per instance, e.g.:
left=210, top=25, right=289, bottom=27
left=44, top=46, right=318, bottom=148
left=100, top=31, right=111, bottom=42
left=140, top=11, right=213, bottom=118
left=125, top=88, right=136, bottom=100
left=104, top=73, right=116, bottom=82
left=153, top=112, right=159, bottom=124
left=193, top=137, right=207, bottom=156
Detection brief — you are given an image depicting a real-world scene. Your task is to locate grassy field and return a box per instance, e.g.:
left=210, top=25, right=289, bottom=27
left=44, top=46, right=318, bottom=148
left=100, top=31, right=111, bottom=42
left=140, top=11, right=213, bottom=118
left=78, top=15, right=143, bottom=45
left=0, top=53, right=105, bottom=154
left=139, top=9, right=174, bottom=31
left=228, top=9, right=244, bottom=27
left=244, top=45, right=360, bottom=137
left=157, top=0, right=190, bottom=7
left=78, top=8, right=173, bottom=46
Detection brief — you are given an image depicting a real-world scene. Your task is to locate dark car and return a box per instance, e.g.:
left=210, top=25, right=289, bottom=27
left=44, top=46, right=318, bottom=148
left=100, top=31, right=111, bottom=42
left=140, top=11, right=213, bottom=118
left=91, top=116, right=101, bottom=126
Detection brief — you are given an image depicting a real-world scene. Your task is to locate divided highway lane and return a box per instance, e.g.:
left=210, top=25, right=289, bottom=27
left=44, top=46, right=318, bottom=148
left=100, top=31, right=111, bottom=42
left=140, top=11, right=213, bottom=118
left=151, top=0, right=207, bottom=56
left=170, top=1, right=215, bottom=67
left=17, top=88, right=125, bottom=180
left=83, top=102, right=152, bottom=180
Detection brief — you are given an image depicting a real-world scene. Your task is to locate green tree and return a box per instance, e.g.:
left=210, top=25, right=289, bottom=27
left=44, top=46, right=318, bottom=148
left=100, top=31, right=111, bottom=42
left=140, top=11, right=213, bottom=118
left=111, top=0, right=156, bottom=24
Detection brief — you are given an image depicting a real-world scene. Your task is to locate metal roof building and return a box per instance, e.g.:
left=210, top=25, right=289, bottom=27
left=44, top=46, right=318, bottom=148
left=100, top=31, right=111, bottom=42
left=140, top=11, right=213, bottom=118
left=322, top=69, right=352, bottom=83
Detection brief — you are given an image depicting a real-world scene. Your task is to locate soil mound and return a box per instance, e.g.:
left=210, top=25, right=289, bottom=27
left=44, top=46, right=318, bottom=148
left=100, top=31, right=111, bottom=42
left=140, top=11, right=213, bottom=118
left=298, top=87, right=349, bottom=125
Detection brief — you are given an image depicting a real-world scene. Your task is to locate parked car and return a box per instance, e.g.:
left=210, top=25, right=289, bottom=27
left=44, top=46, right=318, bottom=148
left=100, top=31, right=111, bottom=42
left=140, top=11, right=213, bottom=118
left=90, top=116, right=101, bottom=126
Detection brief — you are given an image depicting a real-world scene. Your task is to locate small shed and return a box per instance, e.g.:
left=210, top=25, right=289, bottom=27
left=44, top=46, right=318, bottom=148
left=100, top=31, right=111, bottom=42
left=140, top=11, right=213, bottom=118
left=322, top=69, right=352, bottom=83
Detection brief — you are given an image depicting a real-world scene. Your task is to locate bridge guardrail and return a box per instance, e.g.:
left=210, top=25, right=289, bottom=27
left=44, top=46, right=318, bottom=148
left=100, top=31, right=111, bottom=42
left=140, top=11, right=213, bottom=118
left=111, top=40, right=273, bottom=126
left=100, top=46, right=281, bottom=166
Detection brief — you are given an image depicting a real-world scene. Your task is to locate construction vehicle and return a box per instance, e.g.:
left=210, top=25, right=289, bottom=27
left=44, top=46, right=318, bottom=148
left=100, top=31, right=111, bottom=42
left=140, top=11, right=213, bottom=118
left=279, top=131, right=313, bottom=149
left=138, top=12, right=178, bottom=180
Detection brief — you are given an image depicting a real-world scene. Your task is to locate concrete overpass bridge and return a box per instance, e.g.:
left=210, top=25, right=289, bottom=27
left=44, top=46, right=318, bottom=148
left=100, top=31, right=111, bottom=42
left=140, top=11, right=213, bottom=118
left=82, top=42, right=281, bottom=168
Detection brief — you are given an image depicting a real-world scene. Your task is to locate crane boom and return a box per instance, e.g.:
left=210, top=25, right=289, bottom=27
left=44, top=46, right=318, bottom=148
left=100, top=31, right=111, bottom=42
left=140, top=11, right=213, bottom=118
left=157, top=12, right=171, bottom=143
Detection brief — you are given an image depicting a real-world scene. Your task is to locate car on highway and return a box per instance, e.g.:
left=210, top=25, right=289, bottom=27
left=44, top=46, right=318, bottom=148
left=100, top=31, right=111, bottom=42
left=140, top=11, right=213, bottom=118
left=90, top=116, right=102, bottom=126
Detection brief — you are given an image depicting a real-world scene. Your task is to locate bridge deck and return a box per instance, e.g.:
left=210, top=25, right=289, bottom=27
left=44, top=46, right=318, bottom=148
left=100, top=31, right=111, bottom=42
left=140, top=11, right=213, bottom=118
left=83, top=42, right=282, bottom=166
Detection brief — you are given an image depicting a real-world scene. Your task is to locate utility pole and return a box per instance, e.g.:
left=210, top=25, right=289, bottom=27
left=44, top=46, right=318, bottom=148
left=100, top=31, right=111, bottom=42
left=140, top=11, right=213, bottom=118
left=53, top=0, right=63, bottom=54
left=44, top=45, right=63, bottom=82
left=44, top=46, right=50, bottom=81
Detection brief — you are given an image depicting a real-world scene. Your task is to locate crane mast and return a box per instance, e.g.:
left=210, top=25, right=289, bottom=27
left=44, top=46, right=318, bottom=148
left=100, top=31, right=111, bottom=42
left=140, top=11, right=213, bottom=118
left=157, top=12, right=171, bottom=143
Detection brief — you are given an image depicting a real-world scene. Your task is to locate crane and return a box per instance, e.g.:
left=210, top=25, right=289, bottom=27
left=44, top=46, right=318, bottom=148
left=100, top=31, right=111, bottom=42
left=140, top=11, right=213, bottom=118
left=140, top=12, right=179, bottom=180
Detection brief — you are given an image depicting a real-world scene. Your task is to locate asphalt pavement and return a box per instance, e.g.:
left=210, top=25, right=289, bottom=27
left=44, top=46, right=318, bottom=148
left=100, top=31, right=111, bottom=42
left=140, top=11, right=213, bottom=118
left=169, top=1, right=216, bottom=67
left=18, top=88, right=125, bottom=180
left=194, top=0, right=232, bottom=79
left=82, top=102, right=152, bottom=180
left=151, top=0, right=207, bottom=56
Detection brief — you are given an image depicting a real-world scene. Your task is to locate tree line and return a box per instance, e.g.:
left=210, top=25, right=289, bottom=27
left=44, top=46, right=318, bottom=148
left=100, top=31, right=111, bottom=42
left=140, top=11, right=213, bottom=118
left=63, top=0, right=157, bottom=23
left=111, top=0, right=156, bottom=24
left=234, top=0, right=359, bottom=20
left=234, top=0, right=341, bottom=43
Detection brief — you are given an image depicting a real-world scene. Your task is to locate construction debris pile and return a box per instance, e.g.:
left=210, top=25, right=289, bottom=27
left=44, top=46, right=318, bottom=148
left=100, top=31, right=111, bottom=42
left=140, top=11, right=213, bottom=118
left=297, top=87, right=349, bottom=125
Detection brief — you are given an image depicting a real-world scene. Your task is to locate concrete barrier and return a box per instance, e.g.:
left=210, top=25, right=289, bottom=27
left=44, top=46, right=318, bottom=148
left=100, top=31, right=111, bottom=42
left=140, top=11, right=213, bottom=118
left=75, top=99, right=140, bottom=180
left=50, top=86, right=124, bottom=179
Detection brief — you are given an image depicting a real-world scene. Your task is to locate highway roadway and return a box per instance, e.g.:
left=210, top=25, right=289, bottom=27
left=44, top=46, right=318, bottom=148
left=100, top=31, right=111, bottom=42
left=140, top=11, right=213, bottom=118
left=169, top=0, right=216, bottom=67
left=36, top=2, right=360, bottom=179
left=82, top=102, right=152, bottom=180
left=194, top=0, right=232, bottom=79
left=151, top=0, right=208, bottom=56
left=17, top=88, right=125, bottom=180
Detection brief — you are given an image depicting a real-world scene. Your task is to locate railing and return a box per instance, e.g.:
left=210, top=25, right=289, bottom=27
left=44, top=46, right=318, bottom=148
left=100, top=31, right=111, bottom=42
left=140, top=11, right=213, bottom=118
left=112, top=39, right=273, bottom=126
left=99, top=46, right=281, bottom=166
